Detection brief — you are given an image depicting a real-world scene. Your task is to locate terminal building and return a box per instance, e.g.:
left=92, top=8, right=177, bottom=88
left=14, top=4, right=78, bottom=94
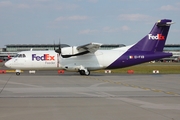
left=0, top=44, right=180, bottom=62
left=161, top=44, right=180, bottom=62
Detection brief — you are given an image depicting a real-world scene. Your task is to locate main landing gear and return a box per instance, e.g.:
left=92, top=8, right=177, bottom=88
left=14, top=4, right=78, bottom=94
left=79, top=69, right=90, bottom=76
left=78, top=66, right=90, bottom=76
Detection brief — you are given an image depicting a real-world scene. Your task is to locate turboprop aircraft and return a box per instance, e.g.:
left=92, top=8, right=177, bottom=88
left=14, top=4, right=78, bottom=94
left=5, top=19, right=173, bottom=76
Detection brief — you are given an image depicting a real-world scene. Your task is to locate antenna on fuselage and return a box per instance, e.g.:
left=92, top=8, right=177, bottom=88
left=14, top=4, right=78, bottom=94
left=30, top=48, right=33, bottom=51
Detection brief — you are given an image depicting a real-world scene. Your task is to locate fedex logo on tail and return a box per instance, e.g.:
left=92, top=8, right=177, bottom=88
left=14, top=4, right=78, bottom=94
left=32, top=54, right=55, bottom=61
left=148, top=34, right=165, bottom=40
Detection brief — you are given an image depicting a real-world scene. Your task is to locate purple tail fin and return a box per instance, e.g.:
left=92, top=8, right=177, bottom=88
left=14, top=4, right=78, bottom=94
left=128, top=19, right=173, bottom=52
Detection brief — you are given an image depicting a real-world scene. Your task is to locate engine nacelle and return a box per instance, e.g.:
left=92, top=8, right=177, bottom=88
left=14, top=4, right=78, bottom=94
left=61, top=46, right=79, bottom=56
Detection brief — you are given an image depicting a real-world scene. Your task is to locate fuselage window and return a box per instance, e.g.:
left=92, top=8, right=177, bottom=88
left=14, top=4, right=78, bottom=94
left=18, top=54, right=23, bottom=58
left=15, top=54, right=19, bottom=58
left=23, top=54, right=26, bottom=58
left=14, top=54, right=26, bottom=58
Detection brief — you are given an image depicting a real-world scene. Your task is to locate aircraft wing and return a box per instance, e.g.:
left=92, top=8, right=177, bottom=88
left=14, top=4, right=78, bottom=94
left=77, top=42, right=102, bottom=53
left=61, top=42, right=102, bottom=58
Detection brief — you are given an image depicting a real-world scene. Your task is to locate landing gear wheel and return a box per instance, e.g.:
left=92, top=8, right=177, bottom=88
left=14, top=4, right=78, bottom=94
left=16, top=72, right=20, bottom=76
left=85, top=70, right=90, bottom=76
left=79, top=70, right=85, bottom=75
left=79, top=70, right=90, bottom=76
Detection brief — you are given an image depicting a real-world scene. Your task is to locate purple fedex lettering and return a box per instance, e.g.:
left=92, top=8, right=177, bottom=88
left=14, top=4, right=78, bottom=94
left=32, top=54, right=55, bottom=61
left=32, top=54, right=41, bottom=61
left=32, top=54, right=36, bottom=61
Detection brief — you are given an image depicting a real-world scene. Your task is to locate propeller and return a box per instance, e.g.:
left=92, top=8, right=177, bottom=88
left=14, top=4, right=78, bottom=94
left=53, top=41, right=55, bottom=51
left=54, top=39, right=62, bottom=55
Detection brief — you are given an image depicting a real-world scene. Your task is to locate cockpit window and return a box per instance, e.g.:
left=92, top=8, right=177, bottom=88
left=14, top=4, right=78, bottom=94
left=18, top=54, right=23, bottom=58
left=15, top=54, right=19, bottom=58
left=23, top=54, right=26, bottom=57
left=14, top=54, right=26, bottom=58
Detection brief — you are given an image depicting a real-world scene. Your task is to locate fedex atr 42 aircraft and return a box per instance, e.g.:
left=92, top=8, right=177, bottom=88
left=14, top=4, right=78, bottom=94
left=5, top=19, right=173, bottom=76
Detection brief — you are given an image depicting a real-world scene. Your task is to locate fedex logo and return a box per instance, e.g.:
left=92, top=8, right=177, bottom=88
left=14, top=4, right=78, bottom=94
left=32, top=54, right=55, bottom=61
left=148, top=34, right=165, bottom=40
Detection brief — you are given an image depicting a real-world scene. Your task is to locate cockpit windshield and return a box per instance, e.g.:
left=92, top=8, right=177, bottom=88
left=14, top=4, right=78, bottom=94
left=15, top=54, right=26, bottom=58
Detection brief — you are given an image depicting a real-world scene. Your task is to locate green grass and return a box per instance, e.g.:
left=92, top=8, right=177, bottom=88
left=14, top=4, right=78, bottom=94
left=95, top=62, right=180, bottom=74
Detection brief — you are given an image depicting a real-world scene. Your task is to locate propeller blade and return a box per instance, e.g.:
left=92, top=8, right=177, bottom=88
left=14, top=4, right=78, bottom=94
left=59, top=39, right=61, bottom=53
left=55, top=38, right=62, bottom=54
left=53, top=41, right=55, bottom=51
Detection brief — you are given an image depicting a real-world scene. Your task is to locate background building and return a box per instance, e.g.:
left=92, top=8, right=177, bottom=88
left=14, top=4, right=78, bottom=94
left=161, top=44, right=180, bottom=62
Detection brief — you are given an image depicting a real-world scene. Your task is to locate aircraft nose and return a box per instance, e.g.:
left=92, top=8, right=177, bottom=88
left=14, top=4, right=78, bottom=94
left=5, top=61, right=11, bottom=68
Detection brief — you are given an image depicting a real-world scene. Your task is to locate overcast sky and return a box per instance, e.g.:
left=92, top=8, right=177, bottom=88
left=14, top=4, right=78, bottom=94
left=0, top=0, right=180, bottom=47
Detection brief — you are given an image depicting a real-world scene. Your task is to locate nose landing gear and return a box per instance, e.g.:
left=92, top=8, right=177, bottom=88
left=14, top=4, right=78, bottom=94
left=15, top=70, right=21, bottom=76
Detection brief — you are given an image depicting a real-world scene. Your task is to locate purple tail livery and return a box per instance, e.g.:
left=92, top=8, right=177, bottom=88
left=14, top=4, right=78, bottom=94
left=108, top=19, right=173, bottom=69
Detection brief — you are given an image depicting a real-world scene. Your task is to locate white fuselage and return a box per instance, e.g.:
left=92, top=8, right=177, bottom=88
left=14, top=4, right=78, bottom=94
left=5, top=48, right=127, bottom=72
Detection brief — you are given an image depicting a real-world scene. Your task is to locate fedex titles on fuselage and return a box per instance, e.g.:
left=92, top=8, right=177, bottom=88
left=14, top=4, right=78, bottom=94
left=148, top=34, right=165, bottom=40
left=32, top=54, right=55, bottom=64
